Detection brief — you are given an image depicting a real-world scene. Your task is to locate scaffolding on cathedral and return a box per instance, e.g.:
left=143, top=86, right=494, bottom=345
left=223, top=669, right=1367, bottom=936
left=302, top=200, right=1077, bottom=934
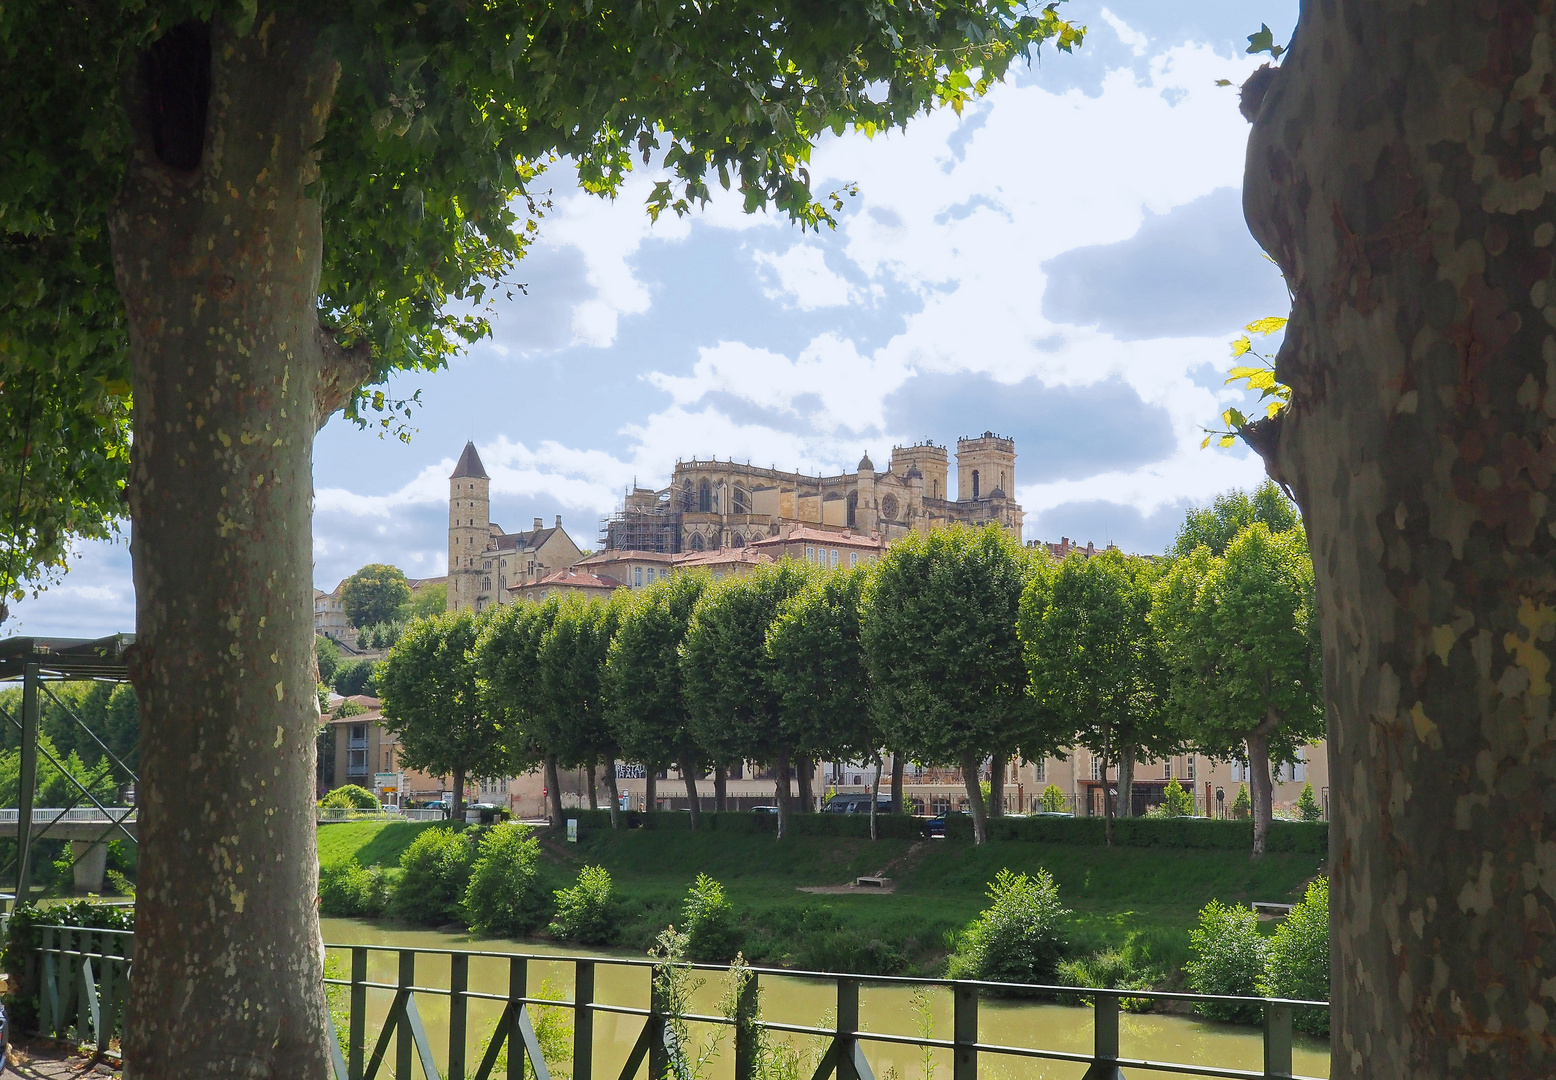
left=601, top=486, right=682, bottom=553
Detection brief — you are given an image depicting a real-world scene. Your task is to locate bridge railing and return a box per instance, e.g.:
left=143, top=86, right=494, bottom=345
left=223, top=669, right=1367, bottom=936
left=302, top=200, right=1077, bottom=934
left=28, top=928, right=1328, bottom=1080
left=0, top=807, right=136, bottom=825
left=317, top=806, right=450, bottom=823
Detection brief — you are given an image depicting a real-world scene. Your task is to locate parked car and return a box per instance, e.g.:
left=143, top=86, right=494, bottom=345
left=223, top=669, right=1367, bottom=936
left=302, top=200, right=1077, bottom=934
left=752, top=805, right=779, bottom=814
left=823, top=794, right=893, bottom=814
left=923, top=810, right=968, bottom=838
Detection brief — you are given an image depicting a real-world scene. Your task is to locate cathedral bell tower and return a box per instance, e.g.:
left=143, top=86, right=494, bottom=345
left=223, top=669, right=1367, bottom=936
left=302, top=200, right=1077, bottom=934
left=448, top=441, right=490, bottom=612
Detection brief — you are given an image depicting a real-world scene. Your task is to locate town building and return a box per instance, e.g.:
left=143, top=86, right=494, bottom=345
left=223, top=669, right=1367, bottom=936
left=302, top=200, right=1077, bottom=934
left=447, top=441, right=587, bottom=613
left=602, top=433, right=1024, bottom=554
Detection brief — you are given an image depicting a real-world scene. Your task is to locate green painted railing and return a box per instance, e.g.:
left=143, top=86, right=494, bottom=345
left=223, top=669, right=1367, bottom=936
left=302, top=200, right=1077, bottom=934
left=29, top=928, right=1328, bottom=1080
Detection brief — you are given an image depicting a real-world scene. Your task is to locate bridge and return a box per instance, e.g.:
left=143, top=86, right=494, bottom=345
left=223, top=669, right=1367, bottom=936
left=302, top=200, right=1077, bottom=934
left=0, top=809, right=137, bottom=893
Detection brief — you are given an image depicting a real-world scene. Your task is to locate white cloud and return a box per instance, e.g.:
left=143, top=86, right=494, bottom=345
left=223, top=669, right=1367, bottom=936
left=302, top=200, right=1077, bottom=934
left=752, top=245, right=857, bottom=310
left=1101, top=8, right=1150, bottom=56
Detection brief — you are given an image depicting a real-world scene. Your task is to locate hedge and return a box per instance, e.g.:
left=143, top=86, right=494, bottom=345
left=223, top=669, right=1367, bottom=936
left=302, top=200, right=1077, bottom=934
left=554, top=809, right=924, bottom=840
left=944, top=814, right=1327, bottom=853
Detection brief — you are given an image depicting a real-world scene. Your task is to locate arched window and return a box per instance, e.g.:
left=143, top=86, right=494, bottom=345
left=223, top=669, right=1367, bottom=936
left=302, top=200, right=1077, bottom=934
left=698, top=478, right=712, bottom=513
left=847, top=491, right=858, bottom=528
left=732, top=487, right=749, bottom=514
left=731, top=533, right=745, bottom=549
left=680, top=479, right=695, bottom=512
left=483, top=576, right=492, bottom=591
left=971, top=469, right=980, bottom=498
left=690, top=533, right=706, bottom=552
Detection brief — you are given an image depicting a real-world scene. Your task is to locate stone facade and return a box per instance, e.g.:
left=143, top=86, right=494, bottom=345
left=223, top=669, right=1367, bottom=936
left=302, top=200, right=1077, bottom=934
left=447, top=441, right=586, bottom=613
left=604, top=433, right=1023, bottom=554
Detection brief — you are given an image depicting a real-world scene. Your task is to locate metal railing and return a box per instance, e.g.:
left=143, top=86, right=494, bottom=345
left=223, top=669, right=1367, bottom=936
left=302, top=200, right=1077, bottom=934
left=317, top=806, right=450, bottom=823
left=28, top=930, right=1328, bottom=1080
left=0, top=807, right=136, bottom=825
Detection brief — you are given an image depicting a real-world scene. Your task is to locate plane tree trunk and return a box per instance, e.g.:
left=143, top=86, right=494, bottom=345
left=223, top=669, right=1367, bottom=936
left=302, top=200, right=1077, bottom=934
left=111, top=14, right=364, bottom=1079
left=988, top=755, right=1005, bottom=817
left=680, top=753, right=700, bottom=827
left=1116, top=745, right=1134, bottom=819
left=1244, top=4, right=1556, bottom=1072
left=603, top=757, right=621, bottom=829
left=546, top=756, right=563, bottom=822
left=959, top=750, right=988, bottom=844
left=889, top=756, right=904, bottom=814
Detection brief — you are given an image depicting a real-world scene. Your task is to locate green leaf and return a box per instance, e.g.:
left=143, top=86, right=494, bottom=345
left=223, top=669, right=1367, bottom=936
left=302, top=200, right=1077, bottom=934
left=1244, top=316, right=1288, bottom=336
left=1246, top=24, right=1285, bottom=59
left=1214, top=79, right=1233, bottom=87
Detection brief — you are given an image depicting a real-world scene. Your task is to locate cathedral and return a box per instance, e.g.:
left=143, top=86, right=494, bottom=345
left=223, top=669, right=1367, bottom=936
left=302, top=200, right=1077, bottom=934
left=604, top=433, right=1024, bottom=553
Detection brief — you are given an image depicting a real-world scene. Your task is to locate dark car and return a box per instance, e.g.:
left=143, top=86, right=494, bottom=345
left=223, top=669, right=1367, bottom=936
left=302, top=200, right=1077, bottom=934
left=822, top=794, right=893, bottom=814
left=923, top=810, right=969, bottom=837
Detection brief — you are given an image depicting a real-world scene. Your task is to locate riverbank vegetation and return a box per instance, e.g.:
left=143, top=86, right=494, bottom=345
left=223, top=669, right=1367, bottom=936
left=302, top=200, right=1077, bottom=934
left=317, top=819, right=1323, bottom=990
left=375, top=483, right=1317, bottom=854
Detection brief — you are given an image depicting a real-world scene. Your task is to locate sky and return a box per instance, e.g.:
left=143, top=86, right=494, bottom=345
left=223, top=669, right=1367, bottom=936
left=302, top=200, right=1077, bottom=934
left=11, top=1, right=1298, bottom=638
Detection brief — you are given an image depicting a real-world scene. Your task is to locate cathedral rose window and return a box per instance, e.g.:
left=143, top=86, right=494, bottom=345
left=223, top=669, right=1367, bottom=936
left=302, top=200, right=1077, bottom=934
left=880, top=494, right=899, bottom=520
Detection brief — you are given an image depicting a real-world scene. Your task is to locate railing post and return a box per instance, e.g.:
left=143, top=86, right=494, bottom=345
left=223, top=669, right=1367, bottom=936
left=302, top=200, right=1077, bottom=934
left=397, top=950, right=415, bottom=1080
left=349, top=948, right=367, bottom=1080
left=574, top=959, right=595, bottom=1080
left=952, top=981, right=976, bottom=1080
left=450, top=952, right=469, bottom=1080
left=1082, top=991, right=1124, bottom=1080
left=648, top=958, right=669, bottom=1080
left=836, top=976, right=860, bottom=1080
left=733, top=971, right=758, bottom=1080
left=39, top=925, right=56, bottom=1035
left=15, top=662, right=40, bottom=905
left=508, top=956, right=528, bottom=1080
left=1264, top=1002, right=1294, bottom=1080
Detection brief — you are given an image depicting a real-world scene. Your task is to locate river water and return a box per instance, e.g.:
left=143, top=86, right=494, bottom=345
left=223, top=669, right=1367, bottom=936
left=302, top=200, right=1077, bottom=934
left=321, top=919, right=1330, bottom=1080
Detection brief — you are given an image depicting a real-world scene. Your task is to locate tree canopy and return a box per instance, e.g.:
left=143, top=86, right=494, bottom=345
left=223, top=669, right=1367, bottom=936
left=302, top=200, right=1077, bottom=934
left=340, top=563, right=412, bottom=628
left=378, top=609, right=505, bottom=821
left=1021, top=549, right=1174, bottom=831
left=861, top=525, right=1035, bottom=843
left=1151, top=523, right=1322, bottom=856
left=1169, top=480, right=1300, bottom=558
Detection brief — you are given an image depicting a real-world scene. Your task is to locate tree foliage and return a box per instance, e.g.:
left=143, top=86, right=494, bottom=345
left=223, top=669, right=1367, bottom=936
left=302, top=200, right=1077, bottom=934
left=379, top=610, right=505, bottom=819
left=767, top=567, right=877, bottom=767
left=605, top=573, right=710, bottom=781
left=947, top=868, right=1070, bottom=984
left=1168, top=480, right=1300, bottom=558
left=340, top=564, right=412, bottom=629
left=477, top=598, right=559, bottom=779
left=863, top=526, right=1036, bottom=842
left=1021, top=550, right=1174, bottom=825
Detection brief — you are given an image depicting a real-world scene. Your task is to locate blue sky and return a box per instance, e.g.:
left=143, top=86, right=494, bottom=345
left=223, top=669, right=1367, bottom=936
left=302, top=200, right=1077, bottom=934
left=12, top=2, right=1298, bottom=637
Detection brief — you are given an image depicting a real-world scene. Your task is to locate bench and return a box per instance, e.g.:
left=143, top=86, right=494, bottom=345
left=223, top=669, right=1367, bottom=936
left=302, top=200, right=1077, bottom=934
left=855, top=875, right=891, bottom=888
left=1252, top=902, right=1294, bottom=916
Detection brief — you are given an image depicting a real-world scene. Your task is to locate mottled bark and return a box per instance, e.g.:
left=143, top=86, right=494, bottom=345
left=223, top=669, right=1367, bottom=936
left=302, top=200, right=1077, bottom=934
left=1116, top=745, right=1134, bottom=818
left=1100, top=730, right=1114, bottom=847
left=1244, top=3, right=1556, bottom=1073
left=645, top=772, right=657, bottom=813
left=714, top=764, right=727, bottom=811
left=1244, top=710, right=1282, bottom=859
left=959, top=750, right=988, bottom=844
left=796, top=752, right=814, bottom=812
left=869, top=756, right=882, bottom=841
left=451, top=764, right=467, bottom=822
left=679, top=753, right=700, bottom=827
left=603, top=757, right=621, bottom=829
left=775, top=749, right=791, bottom=840
left=111, top=15, right=359, bottom=1079
left=988, top=755, right=1005, bottom=817
left=586, top=762, right=598, bottom=811
left=889, top=756, right=904, bottom=814
left=545, top=756, right=563, bottom=822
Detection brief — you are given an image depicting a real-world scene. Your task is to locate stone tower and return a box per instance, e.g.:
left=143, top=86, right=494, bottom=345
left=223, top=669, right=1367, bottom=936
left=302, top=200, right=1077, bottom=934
left=888, top=442, right=949, bottom=501
left=956, top=432, right=1015, bottom=502
left=448, top=441, right=490, bottom=613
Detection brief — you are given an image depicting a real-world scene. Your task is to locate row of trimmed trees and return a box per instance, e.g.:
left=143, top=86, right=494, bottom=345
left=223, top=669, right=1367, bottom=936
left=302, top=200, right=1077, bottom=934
left=377, top=483, right=1322, bottom=854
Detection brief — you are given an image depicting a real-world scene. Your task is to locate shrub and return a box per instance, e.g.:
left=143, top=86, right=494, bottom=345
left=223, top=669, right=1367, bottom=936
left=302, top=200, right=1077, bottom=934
left=1263, top=877, right=1329, bottom=1035
left=1160, top=778, right=1193, bottom=818
left=1056, top=949, right=1161, bottom=1012
left=550, top=866, right=617, bottom=945
left=320, top=861, right=391, bottom=917
left=1231, top=783, right=1251, bottom=818
left=1295, top=782, right=1322, bottom=821
left=1185, top=900, right=1266, bottom=1023
left=333, top=659, right=378, bottom=697
left=394, top=827, right=474, bottom=925
left=1040, top=784, right=1067, bottom=813
left=682, top=873, right=740, bottom=963
left=947, top=868, right=1070, bottom=984
left=321, top=784, right=379, bottom=810
left=464, top=822, right=548, bottom=937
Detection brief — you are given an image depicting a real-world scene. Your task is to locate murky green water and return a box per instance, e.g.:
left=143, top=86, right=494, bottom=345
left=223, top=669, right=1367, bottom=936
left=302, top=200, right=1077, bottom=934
left=322, top=919, right=1329, bottom=1080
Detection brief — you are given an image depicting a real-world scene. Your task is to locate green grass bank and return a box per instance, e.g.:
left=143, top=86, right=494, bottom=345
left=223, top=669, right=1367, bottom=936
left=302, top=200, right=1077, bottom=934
left=316, top=819, right=1324, bottom=981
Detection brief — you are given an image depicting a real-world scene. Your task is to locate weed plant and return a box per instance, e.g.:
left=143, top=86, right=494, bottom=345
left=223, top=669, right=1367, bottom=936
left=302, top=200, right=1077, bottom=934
left=946, top=868, right=1069, bottom=984
left=549, top=865, right=617, bottom=945
left=681, top=873, right=740, bottom=962
left=464, top=822, right=548, bottom=937
left=320, top=861, right=390, bottom=918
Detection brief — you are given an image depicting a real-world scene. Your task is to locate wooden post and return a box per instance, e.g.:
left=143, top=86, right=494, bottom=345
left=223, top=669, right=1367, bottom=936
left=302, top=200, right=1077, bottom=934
left=1264, top=1002, right=1294, bottom=1080
left=450, top=952, right=469, bottom=1080
left=349, top=947, right=367, bottom=1080
left=952, top=981, right=977, bottom=1080
left=574, top=959, right=595, bottom=1080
